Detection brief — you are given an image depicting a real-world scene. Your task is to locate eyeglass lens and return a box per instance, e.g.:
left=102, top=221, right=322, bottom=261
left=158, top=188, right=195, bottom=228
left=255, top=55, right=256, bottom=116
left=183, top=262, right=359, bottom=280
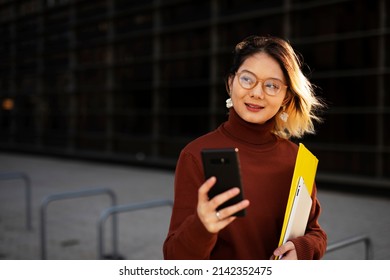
left=238, top=71, right=284, bottom=96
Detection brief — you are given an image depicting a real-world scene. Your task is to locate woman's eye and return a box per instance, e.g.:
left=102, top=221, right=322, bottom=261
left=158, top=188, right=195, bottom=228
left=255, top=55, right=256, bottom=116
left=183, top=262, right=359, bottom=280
left=265, top=81, right=280, bottom=89
left=241, top=75, right=254, bottom=84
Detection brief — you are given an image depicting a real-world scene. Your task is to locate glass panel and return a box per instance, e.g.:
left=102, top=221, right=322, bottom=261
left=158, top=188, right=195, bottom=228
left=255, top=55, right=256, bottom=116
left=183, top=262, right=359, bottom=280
left=161, top=2, right=209, bottom=27
left=218, top=16, right=284, bottom=48
left=45, top=9, right=69, bottom=34
left=161, top=28, right=209, bottom=54
left=315, top=113, right=377, bottom=146
left=76, top=0, right=106, bottom=20
left=77, top=69, right=106, bottom=90
left=160, top=57, right=209, bottom=81
left=16, top=41, right=38, bottom=66
left=45, top=33, right=69, bottom=53
left=385, top=74, right=390, bottom=106
left=113, top=136, right=152, bottom=156
left=114, top=90, right=152, bottom=111
left=115, top=38, right=153, bottom=60
left=76, top=113, right=106, bottom=133
left=160, top=113, right=210, bottom=138
left=386, top=35, right=390, bottom=67
left=312, top=76, right=378, bottom=108
left=42, top=101, right=70, bottom=148
left=116, top=0, right=152, bottom=10
left=113, top=112, right=152, bottom=136
left=315, top=149, right=377, bottom=177
left=219, top=0, right=283, bottom=15
left=0, top=23, right=11, bottom=41
left=291, top=0, right=319, bottom=3
left=75, top=134, right=106, bottom=151
left=0, top=74, right=10, bottom=92
left=76, top=21, right=108, bottom=43
left=384, top=154, right=390, bottom=179
left=16, top=18, right=38, bottom=40
left=160, top=86, right=209, bottom=110
left=296, top=37, right=378, bottom=72
left=77, top=46, right=107, bottom=65
left=13, top=94, right=36, bottom=144
left=46, top=0, right=70, bottom=8
left=158, top=138, right=186, bottom=159
left=76, top=92, right=107, bottom=132
left=0, top=5, right=13, bottom=22
left=291, top=0, right=379, bottom=37
left=387, top=0, right=390, bottom=27
left=18, top=0, right=40, bottom=17
left=0, top=97, right=13, bottom=132
left=115, top=12, right=153, bottom=34
left=384, top=114, right=390, bottom=147
left=17, top=74, right=37, bottom=95
left=77, top=88, right=105, bottom=109
left=114, top=63, right=153, bottom=89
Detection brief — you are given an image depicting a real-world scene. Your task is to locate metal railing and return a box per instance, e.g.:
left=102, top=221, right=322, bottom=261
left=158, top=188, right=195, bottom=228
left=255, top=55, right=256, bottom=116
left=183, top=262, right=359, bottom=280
left=97, top=199, right=173, bottom=259
left=0, top=171, right=32, bottom=230
left=39, top=187, right=117, bottom=260
left=326, top=234, right=373, bottom=259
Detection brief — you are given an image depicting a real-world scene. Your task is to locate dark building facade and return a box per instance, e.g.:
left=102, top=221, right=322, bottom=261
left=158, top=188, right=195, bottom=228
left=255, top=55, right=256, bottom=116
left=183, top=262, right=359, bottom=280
left=0, top=0, right=389, bottom=189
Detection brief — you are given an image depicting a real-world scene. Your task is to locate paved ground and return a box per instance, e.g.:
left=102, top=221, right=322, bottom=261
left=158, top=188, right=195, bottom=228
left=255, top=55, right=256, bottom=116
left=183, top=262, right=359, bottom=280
left=0, top=152, right=389, bottom=260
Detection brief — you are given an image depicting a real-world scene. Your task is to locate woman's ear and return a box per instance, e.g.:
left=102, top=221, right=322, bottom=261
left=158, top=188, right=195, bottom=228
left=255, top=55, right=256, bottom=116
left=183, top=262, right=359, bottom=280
left=281, top=90, right=292, bottom=107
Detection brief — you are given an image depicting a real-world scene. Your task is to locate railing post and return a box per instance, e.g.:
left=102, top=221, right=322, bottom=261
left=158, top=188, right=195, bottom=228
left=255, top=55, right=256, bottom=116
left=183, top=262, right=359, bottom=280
left=97, top=199, right=173, bottom=259
left=326, top=234, right=373, bottom=260
left=0, top=172, right=32, bottom=231
left=39, top=187, right=117, bottom=259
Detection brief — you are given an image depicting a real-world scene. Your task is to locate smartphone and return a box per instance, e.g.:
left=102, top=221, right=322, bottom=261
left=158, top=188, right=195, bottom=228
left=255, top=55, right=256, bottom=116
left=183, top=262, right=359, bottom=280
left=201, top=147, right=246, bottom=217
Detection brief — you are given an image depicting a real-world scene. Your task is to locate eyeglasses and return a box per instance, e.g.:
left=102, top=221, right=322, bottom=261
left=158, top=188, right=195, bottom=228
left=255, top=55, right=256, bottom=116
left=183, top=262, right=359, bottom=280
left=236, top=71, right=288, bottom=96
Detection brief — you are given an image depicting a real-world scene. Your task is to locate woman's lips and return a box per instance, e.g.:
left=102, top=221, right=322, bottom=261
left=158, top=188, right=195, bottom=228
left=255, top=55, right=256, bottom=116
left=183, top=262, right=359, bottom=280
left=245, top=103, right=264, bottom=112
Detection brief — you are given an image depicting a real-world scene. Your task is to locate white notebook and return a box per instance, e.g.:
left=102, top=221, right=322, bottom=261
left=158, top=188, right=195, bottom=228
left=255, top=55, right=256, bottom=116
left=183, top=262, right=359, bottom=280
left=281, top=176, right=312, bottom=245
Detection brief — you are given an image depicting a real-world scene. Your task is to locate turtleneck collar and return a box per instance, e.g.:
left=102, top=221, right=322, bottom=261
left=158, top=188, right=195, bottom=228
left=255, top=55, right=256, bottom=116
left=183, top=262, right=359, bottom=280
left=220, top=108, right=277, bottom=146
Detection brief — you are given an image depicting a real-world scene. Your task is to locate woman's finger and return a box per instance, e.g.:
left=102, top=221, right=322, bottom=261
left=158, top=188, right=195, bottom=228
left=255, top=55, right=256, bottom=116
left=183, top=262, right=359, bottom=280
left=198, top=176, right=217, bottom=202
left=209, top=187, right=240, bottom=209
left=216, top=199, right=250, bottom=219
left=272, top=241, right=297, bottom=260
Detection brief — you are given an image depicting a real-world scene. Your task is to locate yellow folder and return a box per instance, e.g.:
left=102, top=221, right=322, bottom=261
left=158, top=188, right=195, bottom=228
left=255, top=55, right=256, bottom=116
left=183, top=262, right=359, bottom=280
left=277, top=143, right=319, bottom=249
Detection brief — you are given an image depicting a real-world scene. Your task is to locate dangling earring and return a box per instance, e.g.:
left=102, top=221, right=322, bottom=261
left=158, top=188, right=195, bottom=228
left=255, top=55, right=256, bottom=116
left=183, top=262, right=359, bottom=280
left=279, top=106, right=289, bottom=122
left=226, top=98, right=233, bottom=109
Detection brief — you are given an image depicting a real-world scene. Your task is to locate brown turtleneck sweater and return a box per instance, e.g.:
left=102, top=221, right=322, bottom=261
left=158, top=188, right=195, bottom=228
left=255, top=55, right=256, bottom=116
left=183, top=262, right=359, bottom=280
left=163, top=109, right=327, bottom=260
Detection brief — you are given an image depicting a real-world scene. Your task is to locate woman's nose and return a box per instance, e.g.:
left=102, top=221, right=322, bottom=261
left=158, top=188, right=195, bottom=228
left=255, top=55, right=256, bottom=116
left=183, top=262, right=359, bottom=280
left=250, top=83, right=265, bottom=99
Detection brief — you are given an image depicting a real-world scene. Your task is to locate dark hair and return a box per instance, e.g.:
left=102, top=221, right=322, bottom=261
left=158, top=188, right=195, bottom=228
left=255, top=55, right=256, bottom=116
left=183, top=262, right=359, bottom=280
left=224, top=35, right=325, bottom=139
left=225, top=35, right=294, bottom=93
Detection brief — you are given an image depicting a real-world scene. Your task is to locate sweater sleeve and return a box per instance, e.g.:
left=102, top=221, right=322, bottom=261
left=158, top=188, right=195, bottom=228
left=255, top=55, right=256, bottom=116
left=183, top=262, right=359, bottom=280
left=290, top=183, right=328, bottom=259
left=163, top=150, right=218, bottom=259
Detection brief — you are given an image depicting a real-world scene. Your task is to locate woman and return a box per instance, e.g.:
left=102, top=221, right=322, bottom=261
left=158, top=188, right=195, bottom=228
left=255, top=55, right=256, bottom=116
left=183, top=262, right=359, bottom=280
left=163, top=35, right=327, bottom=260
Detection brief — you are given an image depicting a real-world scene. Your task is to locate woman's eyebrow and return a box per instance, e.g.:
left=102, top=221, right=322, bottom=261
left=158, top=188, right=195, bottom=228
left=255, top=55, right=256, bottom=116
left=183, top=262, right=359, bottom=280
left=240, top=69, right=285, bottom=82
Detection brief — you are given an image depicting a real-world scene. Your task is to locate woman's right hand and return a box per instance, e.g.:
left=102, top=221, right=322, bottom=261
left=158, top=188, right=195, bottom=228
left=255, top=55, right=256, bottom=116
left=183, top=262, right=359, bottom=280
left=197, top=176, right=250, bottom=233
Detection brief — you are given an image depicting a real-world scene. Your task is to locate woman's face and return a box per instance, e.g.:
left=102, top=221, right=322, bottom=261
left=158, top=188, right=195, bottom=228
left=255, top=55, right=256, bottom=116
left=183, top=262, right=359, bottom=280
left=229, top=52, right=288, bottom=124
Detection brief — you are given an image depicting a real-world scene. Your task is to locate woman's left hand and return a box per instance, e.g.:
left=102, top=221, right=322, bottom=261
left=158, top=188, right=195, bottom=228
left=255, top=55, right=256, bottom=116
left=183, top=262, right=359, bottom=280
left=270, top=241, right=298, bottom=260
